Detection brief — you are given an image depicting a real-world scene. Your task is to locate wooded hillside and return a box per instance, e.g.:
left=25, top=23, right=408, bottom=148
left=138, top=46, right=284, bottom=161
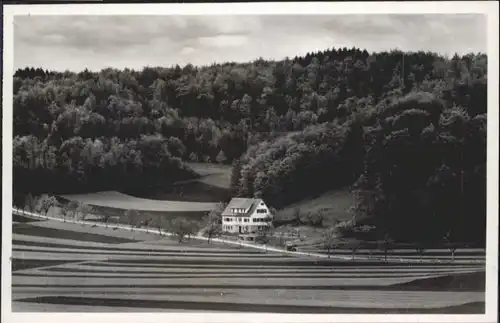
left=13, top=47, right=487, bottom=245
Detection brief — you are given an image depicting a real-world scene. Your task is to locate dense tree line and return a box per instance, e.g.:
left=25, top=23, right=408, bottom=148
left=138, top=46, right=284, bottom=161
left=13, top=134, right=196, bottom=200
left=14, top=47, right=487, bottom=245
left=353, top=92, right=486, bottom=245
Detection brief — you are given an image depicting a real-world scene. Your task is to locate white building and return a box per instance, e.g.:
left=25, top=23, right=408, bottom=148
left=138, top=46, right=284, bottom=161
left=221, top=198, right=273, bottom=234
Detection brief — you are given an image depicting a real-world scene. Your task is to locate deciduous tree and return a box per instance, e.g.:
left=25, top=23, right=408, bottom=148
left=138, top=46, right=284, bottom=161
left=124, top=209, right=141, bottom=231
left=321, top=227, right=340, bottom=259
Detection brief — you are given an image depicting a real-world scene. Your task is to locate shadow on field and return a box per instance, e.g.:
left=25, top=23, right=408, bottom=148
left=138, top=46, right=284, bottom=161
left=11, top=259, right=76, bottom=271
left=12, top=240, right=264, bottom=253
left=13, top=213, right=46, bottom=223
left=392, top=271, right=486, bottom=292
left=12, top=223, right=135, bottom=244
left=15, top=296, right=485, bottom=314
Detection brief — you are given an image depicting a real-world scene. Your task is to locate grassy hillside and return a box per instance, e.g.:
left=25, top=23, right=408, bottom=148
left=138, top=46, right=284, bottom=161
left=275, top=189, right=355, bottom=227
left=59, top=191, right=218, bottom=213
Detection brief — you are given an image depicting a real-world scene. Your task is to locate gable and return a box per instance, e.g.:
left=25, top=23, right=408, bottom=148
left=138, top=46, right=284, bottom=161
left=250, top=200, right=271, bottom=215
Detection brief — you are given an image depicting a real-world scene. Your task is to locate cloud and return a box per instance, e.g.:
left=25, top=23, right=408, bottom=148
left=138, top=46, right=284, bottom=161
left=180, top=46, right=196, bottom=55
left=13, top=14, right=486, bottom=71
left=198, top=35, right=249, bottom=48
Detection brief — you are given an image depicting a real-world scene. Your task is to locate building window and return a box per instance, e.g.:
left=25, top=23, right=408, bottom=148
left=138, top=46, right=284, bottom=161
left=244, top=218, right=249, bottom=222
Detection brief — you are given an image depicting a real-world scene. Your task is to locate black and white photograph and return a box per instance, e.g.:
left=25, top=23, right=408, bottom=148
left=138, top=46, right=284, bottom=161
left=2, top=2, right=498, bottom=322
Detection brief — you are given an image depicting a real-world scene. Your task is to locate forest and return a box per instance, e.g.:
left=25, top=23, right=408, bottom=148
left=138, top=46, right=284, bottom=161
left=13, top=47, right=487, bottom=245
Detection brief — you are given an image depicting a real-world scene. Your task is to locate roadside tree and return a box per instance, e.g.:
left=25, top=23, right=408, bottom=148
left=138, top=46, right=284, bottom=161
left=124, top=209, right=140, bottom=231
left=76, top=203, right=94, bottom=223
left=24, top=193, right=38, bottom=214
left=378, top=233, right=395, bottom=262
left=67, top=200, right=80, bottom=220
left=60, top=200, right=79, bottom=222
left=204, top=212, right=222, bottom=244
left=345, top=239, right=362, bottom=260
left=321, top=226, right=340, bottom=259
left=442, top=230, right=460, bottom=262
left=203, top=202, right=225, bottom=243
left=60, top=204, right=69, bottom=222
left=101, top=212, right=113, bottom=228
left=37, top=195, right=58, bottom=216
left=169, top=218, right=199, bottom=243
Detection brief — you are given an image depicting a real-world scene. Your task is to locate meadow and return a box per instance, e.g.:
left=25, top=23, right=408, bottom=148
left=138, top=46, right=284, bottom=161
left=274, top=189, right=354, bottom=224
left=59, top=191, right=219, bottom=213
left=55, top=163, right=231, bottom=226
left=11, top=213, right=486, bottom=313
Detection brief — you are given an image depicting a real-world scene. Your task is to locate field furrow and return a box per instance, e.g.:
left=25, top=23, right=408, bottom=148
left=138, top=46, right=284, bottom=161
left=11, top=218, right=486, bottom=313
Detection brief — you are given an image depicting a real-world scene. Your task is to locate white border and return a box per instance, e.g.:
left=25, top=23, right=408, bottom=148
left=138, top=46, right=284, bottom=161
left=2, top=2, right=499, bottom=323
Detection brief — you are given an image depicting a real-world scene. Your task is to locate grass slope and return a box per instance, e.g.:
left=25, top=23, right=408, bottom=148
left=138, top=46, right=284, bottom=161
left=186, top=162, right=232, bottom=189
left=275, top=189, right=354, bottom=226
left=59, top=191, right=218, bottom=212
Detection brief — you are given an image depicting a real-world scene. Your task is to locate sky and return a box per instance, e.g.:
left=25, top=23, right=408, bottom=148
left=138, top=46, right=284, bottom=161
left=13, top=14, right=487, bottom=72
